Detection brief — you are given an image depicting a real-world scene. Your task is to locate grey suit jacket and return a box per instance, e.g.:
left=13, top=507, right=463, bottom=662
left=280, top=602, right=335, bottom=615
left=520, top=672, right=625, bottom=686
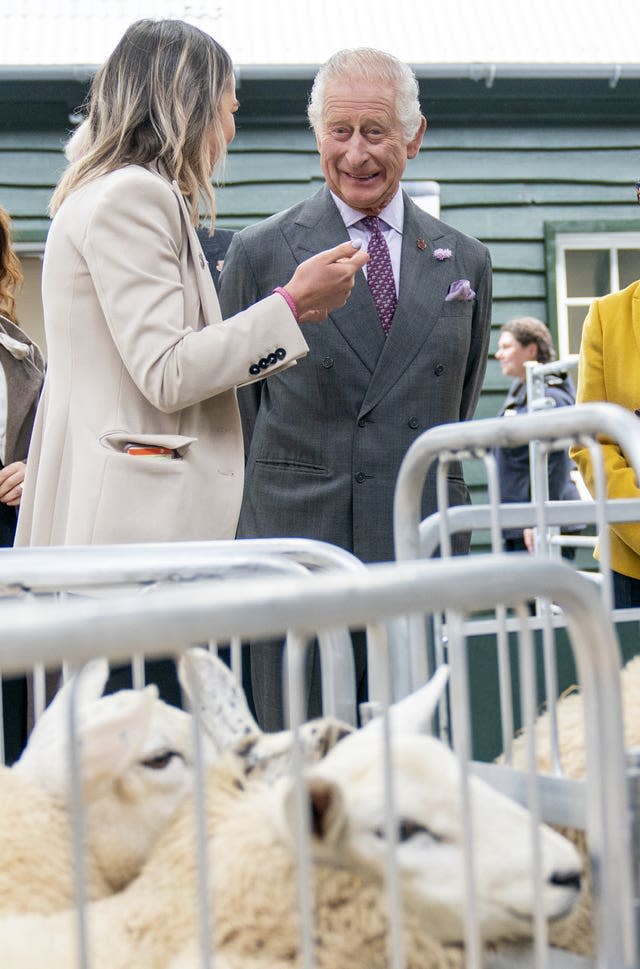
left=219, top=187, right=492, bottom=563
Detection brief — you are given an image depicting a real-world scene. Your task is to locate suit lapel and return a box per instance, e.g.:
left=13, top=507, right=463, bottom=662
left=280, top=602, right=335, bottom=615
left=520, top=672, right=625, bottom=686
left=360, top=196, right=461, bottom=413
left=281, top=187, right=385, bottom=373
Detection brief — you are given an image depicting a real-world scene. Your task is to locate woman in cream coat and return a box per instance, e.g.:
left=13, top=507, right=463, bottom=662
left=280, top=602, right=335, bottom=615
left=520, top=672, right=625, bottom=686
left=16, top=19, right=367, bottom=547
left=570, top=279, right=640, bottom=607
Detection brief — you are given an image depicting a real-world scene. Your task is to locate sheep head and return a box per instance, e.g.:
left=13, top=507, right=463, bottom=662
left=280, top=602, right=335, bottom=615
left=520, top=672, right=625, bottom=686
left=277, top=668, right=583, bottom=948
left=14, top=659, right=216, bottom=891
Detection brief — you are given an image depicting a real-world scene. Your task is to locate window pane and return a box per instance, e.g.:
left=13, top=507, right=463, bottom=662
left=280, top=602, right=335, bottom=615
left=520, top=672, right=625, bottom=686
left=618, top=250, right=640, bottom=290
left=568, top=305, right=590, bottom=354
left=565, top=250, right=610, bottom=297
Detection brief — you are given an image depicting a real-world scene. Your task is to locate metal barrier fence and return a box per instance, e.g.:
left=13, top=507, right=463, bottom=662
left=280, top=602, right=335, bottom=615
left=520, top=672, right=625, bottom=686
left=0, top=537, right=393, bottom=762
left=0, top=554, right=633, bottom=968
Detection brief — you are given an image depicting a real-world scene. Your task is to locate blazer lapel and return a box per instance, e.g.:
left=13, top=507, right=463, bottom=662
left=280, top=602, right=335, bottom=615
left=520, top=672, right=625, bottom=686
left=282, top=187, right=385, bottom=373
left=360, top=196, right=461, bottom=414
left=169, top=181, right=221, bottom=326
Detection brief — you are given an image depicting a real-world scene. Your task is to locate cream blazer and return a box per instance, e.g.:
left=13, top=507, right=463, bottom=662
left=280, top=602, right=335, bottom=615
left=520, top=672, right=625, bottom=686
left=15, top=165, right=308, bottom=546
left=570, top=279, right=640, bottom=579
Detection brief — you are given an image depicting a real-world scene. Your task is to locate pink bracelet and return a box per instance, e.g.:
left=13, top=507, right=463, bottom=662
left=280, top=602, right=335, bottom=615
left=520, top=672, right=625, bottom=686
left=272, top=286, right=300, bottom=323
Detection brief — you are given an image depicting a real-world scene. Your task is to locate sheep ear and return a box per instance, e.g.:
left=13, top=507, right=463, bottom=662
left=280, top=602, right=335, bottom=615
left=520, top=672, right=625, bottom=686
left=376, top=664, right=450, bottom=736
left=281, top=775, right=346, bottom=846
left=178, top=647, right=260, bottom=754
left=17, top=658, right=110, bottom=770
left=307, top=776, right=346, bottom=843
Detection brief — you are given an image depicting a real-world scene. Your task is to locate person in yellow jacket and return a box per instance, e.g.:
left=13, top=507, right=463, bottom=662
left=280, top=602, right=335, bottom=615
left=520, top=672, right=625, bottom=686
left=570, top=278, right=640, bottom=607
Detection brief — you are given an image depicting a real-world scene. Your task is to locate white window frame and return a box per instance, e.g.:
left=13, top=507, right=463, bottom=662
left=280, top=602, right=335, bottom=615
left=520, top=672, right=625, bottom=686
left=554, top=230, right=640, bottom=358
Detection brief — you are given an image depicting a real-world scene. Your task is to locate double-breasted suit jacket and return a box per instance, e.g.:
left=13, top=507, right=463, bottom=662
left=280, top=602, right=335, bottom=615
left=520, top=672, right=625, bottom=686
left=16, top=166, right=308, bottom=546
left=219, top=187, right=492, bottom=563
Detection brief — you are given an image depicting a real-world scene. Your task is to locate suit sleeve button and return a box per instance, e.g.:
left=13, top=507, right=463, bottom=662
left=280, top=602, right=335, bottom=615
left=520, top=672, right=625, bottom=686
left=267, top=352, right=278, bottom=365
left=249, top=364, right=261, bottom=376
left=354, top=471, right=366, bottom=483
left=258, top=357, right=269, bottom=370
left=408, top=417, right=419, bottom=429
left=275, top=347, right=286, bottom=360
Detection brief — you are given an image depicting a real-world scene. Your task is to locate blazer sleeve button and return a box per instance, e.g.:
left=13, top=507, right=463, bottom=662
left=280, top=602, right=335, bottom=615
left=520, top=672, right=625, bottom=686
left=275, top=347, right=286, bottom=360
left=249, top=364, right=261, bottom=376
left=267, top=352, right=278, bottom=365
left=258, top=357, right=269, bottom=370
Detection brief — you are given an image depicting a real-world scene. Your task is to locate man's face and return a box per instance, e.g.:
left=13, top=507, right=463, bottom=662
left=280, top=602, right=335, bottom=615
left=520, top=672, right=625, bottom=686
left=316, top=78, right=425, bottom=216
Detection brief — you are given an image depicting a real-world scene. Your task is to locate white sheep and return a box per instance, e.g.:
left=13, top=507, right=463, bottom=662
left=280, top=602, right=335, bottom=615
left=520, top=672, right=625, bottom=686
left=506, top=653, right=640, bottom=958
left=0, top=667, right=583, bottom=968
left=0, top=649, right=350, bottom=916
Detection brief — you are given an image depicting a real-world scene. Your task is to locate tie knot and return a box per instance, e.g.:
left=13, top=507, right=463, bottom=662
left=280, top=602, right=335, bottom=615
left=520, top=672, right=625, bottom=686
left=361, top=216, right=381, bottom=234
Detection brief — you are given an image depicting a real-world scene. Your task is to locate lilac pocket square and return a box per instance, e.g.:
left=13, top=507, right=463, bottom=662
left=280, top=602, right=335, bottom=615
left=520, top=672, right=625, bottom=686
left=445, top=279, right=476, bottom=302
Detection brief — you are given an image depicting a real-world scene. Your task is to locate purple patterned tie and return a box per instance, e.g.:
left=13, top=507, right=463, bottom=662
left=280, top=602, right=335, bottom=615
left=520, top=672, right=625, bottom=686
left=361, top=216, right=397, bottom=334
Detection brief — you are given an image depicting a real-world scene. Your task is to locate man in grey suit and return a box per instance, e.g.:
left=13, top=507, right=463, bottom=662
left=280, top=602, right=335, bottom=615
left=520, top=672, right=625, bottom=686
left=219, top=48, right=492, bottom=728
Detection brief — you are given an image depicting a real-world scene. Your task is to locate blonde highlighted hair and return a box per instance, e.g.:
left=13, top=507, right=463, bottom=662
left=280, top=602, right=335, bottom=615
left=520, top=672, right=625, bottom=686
left=0, top=206, right=23, bottom=322
left=50, top=19, right=233, bottom=226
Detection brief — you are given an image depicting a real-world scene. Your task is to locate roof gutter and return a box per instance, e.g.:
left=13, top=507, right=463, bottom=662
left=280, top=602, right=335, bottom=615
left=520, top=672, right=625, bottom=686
left=1, top=62, right=640, bottom=89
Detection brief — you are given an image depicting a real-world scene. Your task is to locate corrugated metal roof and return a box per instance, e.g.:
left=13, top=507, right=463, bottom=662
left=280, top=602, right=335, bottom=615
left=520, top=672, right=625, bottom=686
left=3, top=0, right=640, bottom=70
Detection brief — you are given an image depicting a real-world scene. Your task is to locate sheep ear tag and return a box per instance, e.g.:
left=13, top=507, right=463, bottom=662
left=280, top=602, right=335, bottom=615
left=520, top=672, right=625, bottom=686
left=385, top=664, right=450, bottom=736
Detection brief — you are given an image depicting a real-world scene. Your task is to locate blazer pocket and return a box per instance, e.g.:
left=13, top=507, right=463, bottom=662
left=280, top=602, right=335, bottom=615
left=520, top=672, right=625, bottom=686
left=99, top=430, right=197, bottom=459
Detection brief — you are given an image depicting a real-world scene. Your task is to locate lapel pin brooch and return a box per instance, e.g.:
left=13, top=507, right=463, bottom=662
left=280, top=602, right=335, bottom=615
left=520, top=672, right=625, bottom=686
left=433, top=247, right=452, bottom=260
left=417, top=238, right=427, bottom=250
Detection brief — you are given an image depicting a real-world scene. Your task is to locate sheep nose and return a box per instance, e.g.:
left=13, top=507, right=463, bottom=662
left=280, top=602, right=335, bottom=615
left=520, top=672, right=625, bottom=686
left=550, top=870, right=582, bottom=892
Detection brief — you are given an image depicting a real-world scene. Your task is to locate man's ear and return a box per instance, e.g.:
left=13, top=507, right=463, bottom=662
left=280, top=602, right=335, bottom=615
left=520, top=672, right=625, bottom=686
left=406, top=115, right=427, bottom=159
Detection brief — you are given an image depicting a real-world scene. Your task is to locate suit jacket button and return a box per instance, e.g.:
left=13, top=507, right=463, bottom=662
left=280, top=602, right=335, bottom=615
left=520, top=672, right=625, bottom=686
left=434, top=364, right=444, bottom=376
left=322, top=357, right=334, bottom=369
left=354, top=471, right=366, bottom=483
left=258, top=357, right=269, bottom=370
left=249, top=364, right=261, bottom=376
left=408, top=417, right=419, bottom=429
left=267, top=352, right=278, bottom=365
left=275, top=347, right=286, bottom=360
left=357, top=418, right=366, bottom=427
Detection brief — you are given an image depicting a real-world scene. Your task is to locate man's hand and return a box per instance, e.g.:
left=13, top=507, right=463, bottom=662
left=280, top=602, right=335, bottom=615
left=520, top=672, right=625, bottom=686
left=283, top=240, right=369, bottom=323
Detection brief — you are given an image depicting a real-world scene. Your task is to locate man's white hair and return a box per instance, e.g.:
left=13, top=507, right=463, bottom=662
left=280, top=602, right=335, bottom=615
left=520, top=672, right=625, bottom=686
left=307, top=48, right=423, bottom=143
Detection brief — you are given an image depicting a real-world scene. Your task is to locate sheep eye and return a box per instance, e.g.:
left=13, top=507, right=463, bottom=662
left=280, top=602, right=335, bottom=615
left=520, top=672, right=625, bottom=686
left=397, top=819, right=435, bottom=842
left=141, top=750, right=181, bottom=770
left=373, top=819, right=442, bottom=843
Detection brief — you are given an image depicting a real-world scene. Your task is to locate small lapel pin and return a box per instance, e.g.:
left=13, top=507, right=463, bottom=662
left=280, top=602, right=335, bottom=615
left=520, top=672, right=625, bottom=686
left=417, top=238, right=427, bottom=250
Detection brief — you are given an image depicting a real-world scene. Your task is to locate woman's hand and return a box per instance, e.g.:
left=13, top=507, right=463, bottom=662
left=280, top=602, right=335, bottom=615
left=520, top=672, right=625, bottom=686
left=283, top=240, right=369, bottom=323
left=0, top=461, right=26, bottom=506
